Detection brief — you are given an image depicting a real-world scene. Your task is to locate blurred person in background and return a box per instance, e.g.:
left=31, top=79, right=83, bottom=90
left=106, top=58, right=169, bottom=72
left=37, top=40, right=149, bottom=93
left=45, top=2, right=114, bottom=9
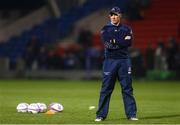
left=130, top=48, right=145, bottom=78
left=95, top=7, right=138, bottom=122
left=37, top=45, right=48, bottom=70
left=174, top=48, right=180, bottom=77
left=145, top=42, right=154, bottom=70
left=77, top=27, right=93, bottom=50
left=154, top=40, right=167, bottom=71
left=24, top=36, right=41, bottom=70
left=166, top=37, right=179, bottom=71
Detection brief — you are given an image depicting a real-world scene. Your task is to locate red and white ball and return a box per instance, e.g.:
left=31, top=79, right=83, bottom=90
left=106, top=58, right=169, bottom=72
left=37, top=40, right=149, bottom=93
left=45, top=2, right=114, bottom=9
left=28, top=103, right=40, bottom=114
left=37, top=103, right=47, bottom=112
left=48, top=102, right=64, bottom=112
left=16, top=103, right=29, bottom=113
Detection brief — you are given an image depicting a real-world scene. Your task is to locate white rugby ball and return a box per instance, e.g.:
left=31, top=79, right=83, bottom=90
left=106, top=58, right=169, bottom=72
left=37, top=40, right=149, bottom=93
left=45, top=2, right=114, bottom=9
left=28, top=103, right=40, bottom=114
left=37, top=103, right=47, bottom=112
left=49, top=102, right=64, bottom=112
left=16, top=103, right=29, bottom=113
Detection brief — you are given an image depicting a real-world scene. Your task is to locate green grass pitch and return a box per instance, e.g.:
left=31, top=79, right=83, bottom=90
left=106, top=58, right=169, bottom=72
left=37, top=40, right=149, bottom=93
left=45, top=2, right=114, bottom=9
left=0, top=79, right=180, bottom=124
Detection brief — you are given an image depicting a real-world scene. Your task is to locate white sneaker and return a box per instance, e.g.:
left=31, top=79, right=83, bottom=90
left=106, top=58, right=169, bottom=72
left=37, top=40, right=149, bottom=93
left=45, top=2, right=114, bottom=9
left=129, top=117, right=139, bottom=121
left=95, top=117, right=104, bottom=122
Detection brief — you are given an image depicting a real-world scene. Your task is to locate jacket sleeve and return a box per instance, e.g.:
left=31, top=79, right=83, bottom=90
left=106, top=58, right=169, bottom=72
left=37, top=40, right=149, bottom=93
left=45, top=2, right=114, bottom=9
left=115, top=27, right=133, bottom=47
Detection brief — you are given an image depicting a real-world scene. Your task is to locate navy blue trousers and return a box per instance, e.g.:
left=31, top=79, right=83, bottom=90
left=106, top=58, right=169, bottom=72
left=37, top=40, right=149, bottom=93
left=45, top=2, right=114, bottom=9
left=96, top=58, right=137, bottom=119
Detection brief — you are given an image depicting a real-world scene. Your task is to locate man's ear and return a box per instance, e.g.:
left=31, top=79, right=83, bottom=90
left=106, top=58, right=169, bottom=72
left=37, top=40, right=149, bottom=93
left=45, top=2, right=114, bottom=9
left=119, top=14, right=122, bottom=18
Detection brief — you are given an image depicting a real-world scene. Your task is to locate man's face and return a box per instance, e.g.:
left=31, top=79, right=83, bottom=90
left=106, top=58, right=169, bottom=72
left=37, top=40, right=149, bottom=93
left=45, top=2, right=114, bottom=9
left=109, top=13, right=121, bottom=25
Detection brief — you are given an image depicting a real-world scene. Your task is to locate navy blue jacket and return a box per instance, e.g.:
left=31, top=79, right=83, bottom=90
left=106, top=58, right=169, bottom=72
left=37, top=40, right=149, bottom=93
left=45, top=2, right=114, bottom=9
left=101, top=22, right=133, bottom=59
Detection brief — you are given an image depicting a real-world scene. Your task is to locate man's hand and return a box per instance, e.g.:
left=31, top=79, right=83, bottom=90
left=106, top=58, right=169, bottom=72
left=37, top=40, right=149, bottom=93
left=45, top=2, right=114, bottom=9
left=124, top=35, right=131, bottom=40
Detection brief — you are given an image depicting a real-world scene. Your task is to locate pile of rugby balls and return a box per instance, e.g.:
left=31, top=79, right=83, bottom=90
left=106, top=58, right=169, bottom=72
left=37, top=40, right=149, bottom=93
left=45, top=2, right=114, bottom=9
left=16, top=102, right=63, bottom=114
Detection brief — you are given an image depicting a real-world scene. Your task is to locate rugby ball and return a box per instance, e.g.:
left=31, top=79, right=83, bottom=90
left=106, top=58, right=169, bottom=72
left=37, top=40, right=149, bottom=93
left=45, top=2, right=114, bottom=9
left=28, top=103, right=40, bottom=114
left=16, top=103, right=29, bottom=113
left=49, top=102, right=63, bottom=112
left=37, top=103, right=47, bottom=112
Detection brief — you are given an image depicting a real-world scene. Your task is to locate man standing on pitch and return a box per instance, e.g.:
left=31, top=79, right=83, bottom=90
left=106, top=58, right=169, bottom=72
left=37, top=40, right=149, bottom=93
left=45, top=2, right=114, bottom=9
left=95, top=7, right=138, bottom=122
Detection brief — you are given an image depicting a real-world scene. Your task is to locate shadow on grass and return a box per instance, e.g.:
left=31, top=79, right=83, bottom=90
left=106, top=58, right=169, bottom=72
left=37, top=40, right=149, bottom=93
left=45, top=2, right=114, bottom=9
left=140, top=114, right=180, bottom=119
left=107, top=114, right=180, bottom=121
